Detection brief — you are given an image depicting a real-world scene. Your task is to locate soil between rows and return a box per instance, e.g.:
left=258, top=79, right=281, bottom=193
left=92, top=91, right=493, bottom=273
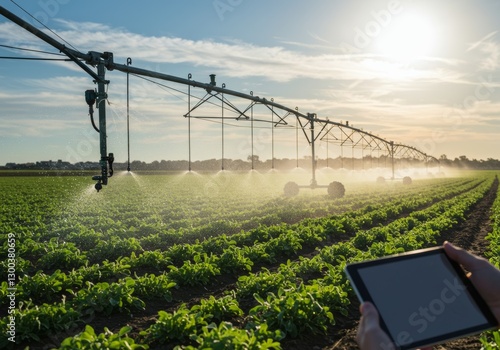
left=324, top=176, right=499, bottom=350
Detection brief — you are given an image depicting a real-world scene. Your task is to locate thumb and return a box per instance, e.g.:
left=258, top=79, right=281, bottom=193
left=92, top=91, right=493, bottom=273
left=444, top=241, right=485, bottom=272
left=360, top=302, right=380, bottom=327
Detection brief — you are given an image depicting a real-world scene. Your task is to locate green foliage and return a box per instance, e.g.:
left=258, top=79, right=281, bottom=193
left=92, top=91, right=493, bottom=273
left=58, top=325, right=149, bottom=349
left=218, top=246, right=253, bottom=273
left=143, top=305, right=208, bottom=344
left=166, top=243, right=203, bottom=266
left=480, top=178, right=500, bottom=349
left=75, top=259, right=131, bottom=282
left=70, top=278, right=145, bottom=316
left=190, top=293, right=244, bottom=322
left=480, top=330, right=500, bottom=349
left=133, top=273, right=176, bottom=300
left=65, top=228, right=101, bottom=251
left=265, top=232, right=303, bottom=257
left=249, top=285, right=334, bottom=337
left=237, top=268, right=297, bottom=299
left=18, top=270, right=82, bottom=303
left=168, top=253, right=221, bottom=286
left=129, top=250, right=172, bottom=270
left=37, top=247, right=87, bottom=270
left=187, top=322, right=283, bottom=350
left=2, top=302, right=81, bottom=343
left=1, top=172, right=497, bottom=349
left=88, top=237, right=144, bottom=263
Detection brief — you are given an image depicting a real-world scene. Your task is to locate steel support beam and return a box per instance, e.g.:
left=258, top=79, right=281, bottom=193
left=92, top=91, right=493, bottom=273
left=0, top=5, right=440, bottom=190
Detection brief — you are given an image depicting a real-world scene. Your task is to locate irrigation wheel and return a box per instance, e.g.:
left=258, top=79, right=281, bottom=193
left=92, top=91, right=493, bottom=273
left=328, top=181, right=345, bottom=198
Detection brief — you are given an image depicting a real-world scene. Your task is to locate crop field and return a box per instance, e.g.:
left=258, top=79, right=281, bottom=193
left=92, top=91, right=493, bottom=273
left=1, top=169, right=500, bottom=349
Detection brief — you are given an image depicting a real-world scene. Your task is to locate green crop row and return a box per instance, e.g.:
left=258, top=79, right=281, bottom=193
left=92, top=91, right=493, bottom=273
left=133, top=174, right=493, bottom=348
left=0, top=176, right=487, bottom=307
left=57, top=174, right=493, bottom=349
left=480, top=175, right=500, bottom=348
left=0, top=176, right=478, bottom=269
left=0, top=172, right=497, bottom=349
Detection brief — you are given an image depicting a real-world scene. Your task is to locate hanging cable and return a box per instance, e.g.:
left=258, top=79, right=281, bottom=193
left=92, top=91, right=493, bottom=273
left=0, top=56, right=70, bottom=61
left=250, top=91, right=254, bottom=170
left=10, top=0, right=79, bottom=52
left=271, top=99, right=275, bottom=170
left=127, top=58, right=132, bottom=172
left=0, top=43, right=66, bottom=56
left=221, top=84, right=225, bottom=171
left=187, top=73, right=192, bottom=172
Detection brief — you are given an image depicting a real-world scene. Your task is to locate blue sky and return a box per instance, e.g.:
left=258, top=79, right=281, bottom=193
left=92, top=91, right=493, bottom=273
left=1, top=0, right=500, bottom=165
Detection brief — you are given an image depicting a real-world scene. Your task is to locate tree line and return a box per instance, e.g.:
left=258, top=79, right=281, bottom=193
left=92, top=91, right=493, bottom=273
left=3, top=154, right=500, bottom=172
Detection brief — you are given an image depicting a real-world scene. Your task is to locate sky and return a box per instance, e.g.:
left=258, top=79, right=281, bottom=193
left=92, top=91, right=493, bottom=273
left=0, top=0, right=500, bottom=165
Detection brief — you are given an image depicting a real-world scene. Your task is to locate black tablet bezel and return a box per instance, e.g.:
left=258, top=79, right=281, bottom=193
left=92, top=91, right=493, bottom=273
left=345, top=246, right=497, bottom=350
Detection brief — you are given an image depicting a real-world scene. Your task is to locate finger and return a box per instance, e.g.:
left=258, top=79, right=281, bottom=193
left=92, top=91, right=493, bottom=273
left=358, top=302, right=379, bottom=343
left=360, top=302, right=380, bottom=328
left=360, top=302, right=377, bottom=317
left=443, top=241, right=481, bottom=271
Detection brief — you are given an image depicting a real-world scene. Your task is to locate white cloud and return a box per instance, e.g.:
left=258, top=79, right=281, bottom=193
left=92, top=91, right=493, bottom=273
left=0, top=20, right=468, bottom=85
left=1, top=15, right=500, bottom=162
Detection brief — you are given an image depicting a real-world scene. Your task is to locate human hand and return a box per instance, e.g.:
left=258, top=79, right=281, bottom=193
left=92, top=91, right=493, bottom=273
left=443, top=241, right=500, bottom=326
left=357, top=302, right=434, bottom=350
left=357, top=301, right=395, bottom=350
left=356, top=242, right=500, bottom=350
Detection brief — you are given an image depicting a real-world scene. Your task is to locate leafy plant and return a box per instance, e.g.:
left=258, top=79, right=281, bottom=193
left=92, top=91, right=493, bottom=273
left=70, top=278, right=145, bottom=316
left=187, top=322, right=283, bottom=350
left=58, top=325, right=149, bottom=349
left=480, top=330, right=500, bottom=349
left=37, top=247, right=87, bottom=270
left=18, top=270, right=82, bottom=303
left=190, top=293, right=243, bottom=322
left=5, top=303, right=81, bottom=343
left=167, top=253, right=221, bottom=287
left=236, top=268, right=297, bottom=299
left=143, top=305, right=207, bottom=344
left=218, top=246, right=253, bottom=273
left=249, top=285, right=334, bottom=337
left=88, top=237, right=144, bottom=263
left=133, top=273, right=176, bottom=300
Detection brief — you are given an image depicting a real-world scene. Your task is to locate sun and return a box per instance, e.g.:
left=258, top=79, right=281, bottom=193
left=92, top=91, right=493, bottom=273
left=376, top=12, right=436, bottom=62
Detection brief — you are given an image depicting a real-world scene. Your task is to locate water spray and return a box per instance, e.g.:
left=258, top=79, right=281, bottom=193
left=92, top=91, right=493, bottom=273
left=0, top=5, right=440, bottom=194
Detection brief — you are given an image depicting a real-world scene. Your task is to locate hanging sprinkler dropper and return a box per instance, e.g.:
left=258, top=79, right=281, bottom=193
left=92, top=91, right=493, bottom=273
left=126, top=57, right=132, bottom=172
left=0, top=4, right=440, bottom=194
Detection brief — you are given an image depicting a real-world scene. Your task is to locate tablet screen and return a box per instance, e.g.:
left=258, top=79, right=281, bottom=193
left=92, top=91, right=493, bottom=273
left=345, top=247, right=496, bottom=349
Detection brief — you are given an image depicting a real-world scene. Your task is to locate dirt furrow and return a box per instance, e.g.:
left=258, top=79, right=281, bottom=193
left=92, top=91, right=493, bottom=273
left=328, top=177, right=498, bottom=350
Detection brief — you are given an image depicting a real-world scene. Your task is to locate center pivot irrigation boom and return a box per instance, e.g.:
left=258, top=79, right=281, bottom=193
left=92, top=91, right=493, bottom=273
left=1, top=6, right=438, bottom=192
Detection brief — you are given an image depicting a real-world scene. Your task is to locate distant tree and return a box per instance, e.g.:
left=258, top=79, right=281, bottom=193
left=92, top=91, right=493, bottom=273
left=150, top=160, right=160, bottom=170
left=247, top=155, right=260, bottom=163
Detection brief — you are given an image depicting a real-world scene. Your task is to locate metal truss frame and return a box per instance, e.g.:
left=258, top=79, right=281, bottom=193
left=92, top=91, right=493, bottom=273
left=1, top=5, right=440, bottom=190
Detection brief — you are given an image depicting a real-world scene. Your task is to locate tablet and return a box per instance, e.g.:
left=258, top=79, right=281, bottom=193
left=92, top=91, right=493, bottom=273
left=344, top=246, right=497, bottom=350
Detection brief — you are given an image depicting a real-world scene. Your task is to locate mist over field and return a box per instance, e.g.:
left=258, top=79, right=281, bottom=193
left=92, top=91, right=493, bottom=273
left=1, top=169, right=499, bottom=348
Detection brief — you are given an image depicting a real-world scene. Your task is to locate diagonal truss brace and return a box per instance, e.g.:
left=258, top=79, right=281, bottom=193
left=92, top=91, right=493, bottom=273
left=0, top=4, right=440, bottom=190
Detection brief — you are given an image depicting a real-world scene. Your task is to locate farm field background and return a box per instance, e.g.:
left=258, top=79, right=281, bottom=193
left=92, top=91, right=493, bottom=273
left=1, top=169, right=500, bottom=349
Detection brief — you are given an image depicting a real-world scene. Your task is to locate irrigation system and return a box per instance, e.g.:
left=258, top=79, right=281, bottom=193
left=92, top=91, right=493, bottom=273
left=0, top=6, right=439, bottom=193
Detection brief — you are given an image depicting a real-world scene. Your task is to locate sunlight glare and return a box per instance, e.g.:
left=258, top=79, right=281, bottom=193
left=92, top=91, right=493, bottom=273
left=376, top=12, right=436, bottom=61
